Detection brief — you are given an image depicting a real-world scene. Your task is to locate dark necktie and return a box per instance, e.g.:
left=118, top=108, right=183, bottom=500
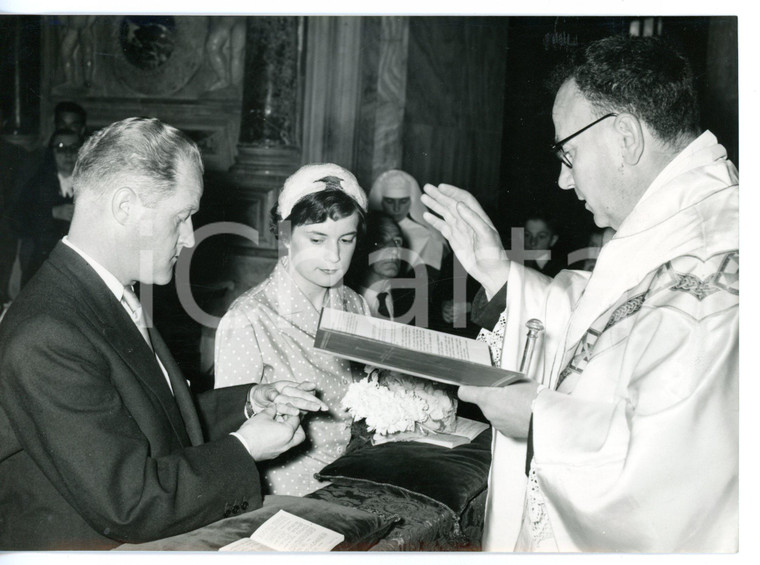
left=377, top=291, right=391, bottom=319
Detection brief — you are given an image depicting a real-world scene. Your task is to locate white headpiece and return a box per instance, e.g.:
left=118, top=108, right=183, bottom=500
left=368, top=169, right=434, bottom=231
left=368, top=169, right=449, bottom=269
left=277, top=163, right=368, bottom=220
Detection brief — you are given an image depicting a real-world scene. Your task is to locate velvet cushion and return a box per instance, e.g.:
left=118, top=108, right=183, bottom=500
left=116, top=494, right=399, bottom=551
left=315, top=427, right=492, bottom=516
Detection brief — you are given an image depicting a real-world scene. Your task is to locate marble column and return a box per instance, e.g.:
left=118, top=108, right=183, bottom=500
left=223, top=16, right=303, bottom=291
left=301, top=17, right=365, bottom=172
left=349, top=16, right=411, bottom=188
left=371, top=17, right=410, bottom=183
left=1, top=16, right=41, bottom=141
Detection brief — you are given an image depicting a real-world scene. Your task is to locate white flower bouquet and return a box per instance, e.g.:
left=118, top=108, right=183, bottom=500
left=342, top=368, right=458, bottom=439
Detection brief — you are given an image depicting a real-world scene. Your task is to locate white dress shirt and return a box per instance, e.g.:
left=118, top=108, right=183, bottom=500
left=61, top=237, right=173, bottom=394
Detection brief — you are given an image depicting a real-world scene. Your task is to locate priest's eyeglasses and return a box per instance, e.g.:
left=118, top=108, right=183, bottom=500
left=550, top=113, right=617, bottom=168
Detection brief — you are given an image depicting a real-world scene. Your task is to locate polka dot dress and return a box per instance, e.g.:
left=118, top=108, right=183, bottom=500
left=215, top=259, right=369, bottom=496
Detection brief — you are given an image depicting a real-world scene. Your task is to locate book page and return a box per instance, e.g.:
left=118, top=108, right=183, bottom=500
left=320, top=308, right=491, bottom=364
left=372, top=430, right=469, bottom=448
left=219, top=537, right=273, bottom=551
left=372, top=416, right=490, bottom=448
left=251, top=510, right=344, bottom=552
left=454, top=416, right=491, bottom=440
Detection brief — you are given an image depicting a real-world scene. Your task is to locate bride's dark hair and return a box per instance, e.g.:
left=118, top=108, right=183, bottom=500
left=270, top=188, right=367, bottom=241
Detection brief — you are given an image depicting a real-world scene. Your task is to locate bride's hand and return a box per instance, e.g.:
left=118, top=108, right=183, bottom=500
left=251, top=380, right=328, bottom=416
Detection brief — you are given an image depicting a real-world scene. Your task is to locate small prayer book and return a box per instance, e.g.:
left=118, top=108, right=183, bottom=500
left=219, top=509, right=345, bottom=552
left=373, top=416, right=490, bottom=448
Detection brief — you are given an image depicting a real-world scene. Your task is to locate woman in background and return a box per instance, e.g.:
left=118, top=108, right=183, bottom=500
left=214, top=163, right=369, bottom=496
left=368, top=169, right=448, bottom=278
left=369, top=170, right=462, bottom=332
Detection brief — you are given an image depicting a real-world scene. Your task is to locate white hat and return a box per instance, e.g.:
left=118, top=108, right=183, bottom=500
left=277, top=163, right=368, bottom=220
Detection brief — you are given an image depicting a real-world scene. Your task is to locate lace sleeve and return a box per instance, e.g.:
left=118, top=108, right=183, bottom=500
left=475, top=309, right=507, bottom=367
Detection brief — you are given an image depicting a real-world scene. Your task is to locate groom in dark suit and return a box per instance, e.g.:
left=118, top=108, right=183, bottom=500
left=0, top=117, right=326, bottom=550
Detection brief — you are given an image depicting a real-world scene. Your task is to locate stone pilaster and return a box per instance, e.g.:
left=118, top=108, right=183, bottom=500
left=222, top=16, right=303, bottom=291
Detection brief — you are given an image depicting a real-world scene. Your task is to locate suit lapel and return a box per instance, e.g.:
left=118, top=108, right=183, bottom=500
left=150, top=328, right=204, bottom=446
left=48, top=243, right=194, bottom=448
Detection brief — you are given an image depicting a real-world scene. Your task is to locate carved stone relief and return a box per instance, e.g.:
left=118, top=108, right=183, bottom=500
left=44, top=15, right=249, bottom=171
left=109, top=16, right=207, bottom=97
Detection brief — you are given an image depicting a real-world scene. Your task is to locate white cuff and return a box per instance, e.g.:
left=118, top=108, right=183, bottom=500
left=230, top=432, right=252, bottom=455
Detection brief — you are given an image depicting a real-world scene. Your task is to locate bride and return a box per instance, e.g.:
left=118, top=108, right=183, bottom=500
left=214, top=163, right=370, bottom=496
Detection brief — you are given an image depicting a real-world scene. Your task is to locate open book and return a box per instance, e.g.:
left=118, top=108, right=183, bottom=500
left=219, top=510, right=344, bottom=552
left=373, top=416, right=490, bottom=448
left=314, top=308, right=524, bottom=388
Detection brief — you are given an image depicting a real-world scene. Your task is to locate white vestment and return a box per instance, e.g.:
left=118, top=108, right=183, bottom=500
left=480, top=131, right=739, bottom=552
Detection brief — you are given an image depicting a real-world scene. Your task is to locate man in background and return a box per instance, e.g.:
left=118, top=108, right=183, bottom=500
left=10, top=127, right=82, bottom=285
left=522, top=212, right=563, bottom=277
left=5, top=101, right=89, bottom=296
left=52, top=100, right=87, bottom=136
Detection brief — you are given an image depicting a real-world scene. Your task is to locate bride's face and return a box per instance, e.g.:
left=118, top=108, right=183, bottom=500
left=286, top=212, right=360, bottom=291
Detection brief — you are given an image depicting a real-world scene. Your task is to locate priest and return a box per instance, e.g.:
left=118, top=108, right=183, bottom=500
left=421, top=35, right=738, bottom=552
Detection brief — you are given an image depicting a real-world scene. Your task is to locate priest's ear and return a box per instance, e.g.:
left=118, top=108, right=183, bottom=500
left=614, top=113, right=645, bottom=166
